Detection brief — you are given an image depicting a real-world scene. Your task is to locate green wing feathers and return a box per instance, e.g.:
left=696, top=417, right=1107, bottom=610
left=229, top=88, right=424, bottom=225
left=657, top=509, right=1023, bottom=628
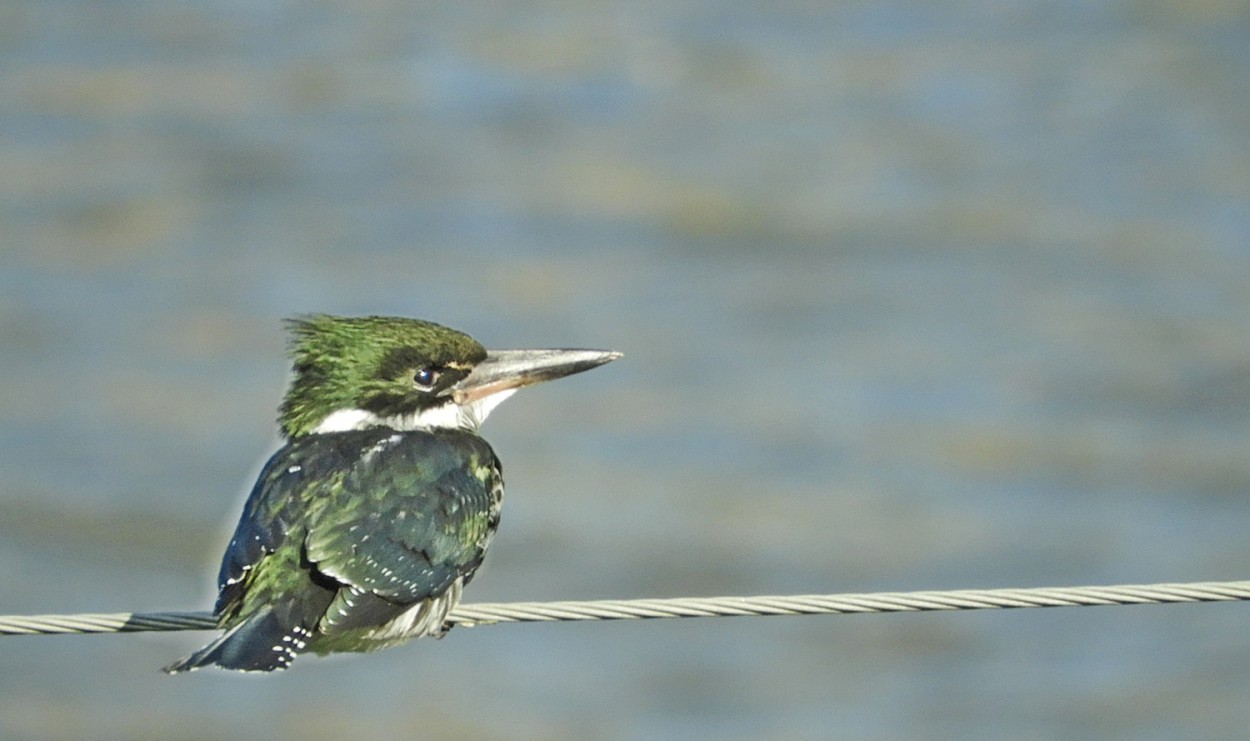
left=166, top=428, right=502, bottom=672
left=305, top=431, right=502, bottom=602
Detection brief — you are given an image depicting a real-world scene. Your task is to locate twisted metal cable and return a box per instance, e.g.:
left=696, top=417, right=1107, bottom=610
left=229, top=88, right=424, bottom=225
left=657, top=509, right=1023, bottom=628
left=2, top=580, right=1248, bottom=636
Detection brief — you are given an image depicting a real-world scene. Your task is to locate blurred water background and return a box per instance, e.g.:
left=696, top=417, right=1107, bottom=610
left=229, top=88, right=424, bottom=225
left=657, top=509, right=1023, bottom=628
left=3, top=2, right=1250, bottom=739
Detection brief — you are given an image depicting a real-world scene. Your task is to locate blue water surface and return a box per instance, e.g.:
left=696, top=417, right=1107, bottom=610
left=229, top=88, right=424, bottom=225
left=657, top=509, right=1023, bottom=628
left=2, top=2, right=1249, bottom=739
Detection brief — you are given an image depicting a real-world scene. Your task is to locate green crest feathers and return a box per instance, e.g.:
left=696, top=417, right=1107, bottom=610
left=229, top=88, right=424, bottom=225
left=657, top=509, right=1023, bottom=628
left=278, top=315, right=485, bottom=438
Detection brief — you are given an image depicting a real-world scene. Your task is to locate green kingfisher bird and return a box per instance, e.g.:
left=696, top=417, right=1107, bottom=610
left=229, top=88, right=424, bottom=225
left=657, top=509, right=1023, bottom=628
left=164, top=315, right=620, bottom=673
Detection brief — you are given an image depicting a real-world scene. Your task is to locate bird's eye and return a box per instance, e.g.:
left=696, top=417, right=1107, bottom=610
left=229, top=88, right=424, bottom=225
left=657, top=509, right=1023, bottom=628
left=413, top=367, right=440, bottom=390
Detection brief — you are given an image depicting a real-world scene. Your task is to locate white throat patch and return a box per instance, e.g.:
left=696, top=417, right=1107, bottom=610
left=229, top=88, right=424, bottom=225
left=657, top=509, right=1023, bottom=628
left=311, top=389, right=516, bottom=434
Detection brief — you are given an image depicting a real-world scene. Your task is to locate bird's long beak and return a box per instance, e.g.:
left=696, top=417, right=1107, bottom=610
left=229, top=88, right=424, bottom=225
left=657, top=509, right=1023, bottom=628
left=452, top=348, right=622, bottom=405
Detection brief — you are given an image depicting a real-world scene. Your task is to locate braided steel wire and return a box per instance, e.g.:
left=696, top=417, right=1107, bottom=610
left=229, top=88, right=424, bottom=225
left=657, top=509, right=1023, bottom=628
left=2, top=580, right=1247, bottom=636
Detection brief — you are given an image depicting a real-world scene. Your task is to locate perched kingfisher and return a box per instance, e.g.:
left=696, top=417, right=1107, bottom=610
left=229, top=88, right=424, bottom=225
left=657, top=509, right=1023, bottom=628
left=165, top=315, right=620, bottom=673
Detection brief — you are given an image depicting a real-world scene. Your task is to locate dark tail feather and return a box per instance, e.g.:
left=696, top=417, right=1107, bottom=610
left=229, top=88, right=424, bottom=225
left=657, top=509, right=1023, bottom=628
left=163, top=608, right=308, bottom=674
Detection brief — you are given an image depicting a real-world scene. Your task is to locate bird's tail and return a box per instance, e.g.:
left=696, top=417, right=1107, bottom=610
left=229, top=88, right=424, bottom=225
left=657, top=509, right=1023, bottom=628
left=163, top=607, right=308, bottom=674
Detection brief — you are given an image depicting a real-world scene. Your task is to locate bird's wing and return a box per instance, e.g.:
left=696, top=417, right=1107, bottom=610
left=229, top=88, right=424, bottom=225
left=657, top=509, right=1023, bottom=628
left=214, top=445, right=298, bottom=616
left=303, top=430, right=502, bottom=630
left=212, top=432, right=370, bottom=621
left=173, top=430, right=500, bottom=672
left=171, top=435, right=363, bottom=672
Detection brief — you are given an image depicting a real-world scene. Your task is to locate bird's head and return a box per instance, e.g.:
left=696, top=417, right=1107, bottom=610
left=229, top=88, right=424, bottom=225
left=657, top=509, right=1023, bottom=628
left=278, top=315, right=620, bottom=439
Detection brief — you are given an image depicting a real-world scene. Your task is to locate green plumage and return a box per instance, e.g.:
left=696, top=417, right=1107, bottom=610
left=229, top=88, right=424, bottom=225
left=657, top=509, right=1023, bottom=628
left=280, top=315, right=485, bottom=438
left=166, top=428, right=501, bottom=672
left=164, top=315, right=618, bottom=673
